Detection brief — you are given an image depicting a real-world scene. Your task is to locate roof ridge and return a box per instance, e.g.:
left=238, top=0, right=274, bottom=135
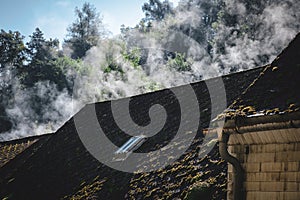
left=0, top=132, right=53, bottom=144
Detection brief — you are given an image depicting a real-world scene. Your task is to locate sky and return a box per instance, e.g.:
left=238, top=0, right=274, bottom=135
left=0, top=0, right=180, bottom=44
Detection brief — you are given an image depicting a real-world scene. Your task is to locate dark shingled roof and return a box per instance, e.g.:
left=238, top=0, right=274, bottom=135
left=0, top=139, right=36, bottom=168
left=0, top=134, right=51, bottom=168
left=0, top=68, right=263, bottom=200
left=221, top=33, right=300, bottom=118
left=0, top=33, right=299, bottom=200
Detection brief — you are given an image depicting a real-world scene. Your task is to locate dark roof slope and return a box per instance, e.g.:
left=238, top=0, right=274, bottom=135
left=0, top=66, right=263, bottom=199
left=226, top=33, right=300, bottom=117
left=0, top=134, right=51, bottom=168
left=0, top=33, right=299, bottom=200
left=129, top=33, right=300, bottom=200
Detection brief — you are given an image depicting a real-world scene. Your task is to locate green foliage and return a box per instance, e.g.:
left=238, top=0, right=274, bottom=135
left=27, top=28, right=59, bottom=64
left=54, top=56, right=87, bottom=76
left=103, top=63, right=124, bottom=74
left=142, top=0, right=174, bottom=22
left=122, top=47, right=141, bottom=69
left=139, top=0, right=174, bottom=32
left=100, top=41, right=125, bottom=75
left=65, top=2, right=104, bottom=59
left=17, top=28, right=68, bottom=92
left=145, top=81, right=163, bottom=92
left=0, top=29, right=26, bottom=68
left=168, top=52, right=192, bottom=72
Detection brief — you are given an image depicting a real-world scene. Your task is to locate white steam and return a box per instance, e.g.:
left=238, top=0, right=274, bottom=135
left=2, top=81, right=75, bottom=141
left=0, top=0, right=299, bottom=141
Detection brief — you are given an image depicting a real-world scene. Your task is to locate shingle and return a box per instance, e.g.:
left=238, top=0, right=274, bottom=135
left=229, top=33, right=300, bottom=115
left=0, top=33, right=299, bottom=199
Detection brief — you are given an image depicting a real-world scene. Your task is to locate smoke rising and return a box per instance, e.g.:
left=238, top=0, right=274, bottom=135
left=1, top=0, right=299, bottom=141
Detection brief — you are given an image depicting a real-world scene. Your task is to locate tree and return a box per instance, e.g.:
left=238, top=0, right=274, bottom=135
left=0, top=30, right=26, bottom=127
left=27, top=28, right=59, bottom=64
left=142, top=0, right=174, bottom=23
left=19, top=28, right=68, bottom=92
left=0, top=29, right=26, bottom=106
left=0, top=29, right=26, bottom=68
left=65, top=2, right=104, bottom=59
